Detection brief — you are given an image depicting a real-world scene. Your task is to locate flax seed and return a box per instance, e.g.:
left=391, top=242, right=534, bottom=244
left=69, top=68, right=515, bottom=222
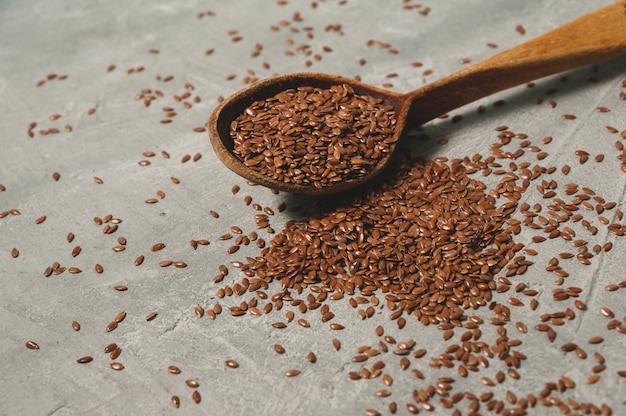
left=284, top=369, right=301, bottom=377
left=104, top=343, right=117, bottom=354
left=109, top=347, right=121, bottom=360
left=106, top=321, right=118, bottom=332
left=25, top=340, right=39, bottom=350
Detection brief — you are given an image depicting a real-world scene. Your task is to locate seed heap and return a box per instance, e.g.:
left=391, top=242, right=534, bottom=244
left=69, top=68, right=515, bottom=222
left=238, top=156, right=519, bottom=324
left=231, top=84, right=397, bottom=189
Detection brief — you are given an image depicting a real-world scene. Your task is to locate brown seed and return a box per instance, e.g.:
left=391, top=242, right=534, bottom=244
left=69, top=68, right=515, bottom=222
left=11, top=248, right=19, bottom=258
left=104, top=343, right=117, bottom=354
left=587, top=375, right=600, bottom=384
left=145, top=311, right=158, bottom=321
left=589, top=336, right=604, bottom=344
left=171, top=395, right=180, bottom=408
left=110, top=362, right=124, bottom=371
left=225, top=359, right=239, bottom=368
left=185, top=379, right=199, bottom=388
left=306, top=352, right=317, bottom=363
left=274, top=344, right=285, bottom=354
left=25, top=340, right=39, bottom=350
left=192, top=390, right=201, bottom=404
left=284, top=369, right=301, bottom=377
left=72, top=321, right=81, bottom=331
left=106, top=321, right=118, bottom=332
left=113, top=285, right=128, bottom=291
left=114, top=311, right=126, bottom=323
left=134, top=255, right=144, bottom=266
left=168, top=365, right=181, bottom=374
left=76, top=356, right=93, bottom=364
left=600, top=307, right=614, bottom=318
left=332, top=338, right=341, bottom=351
left=109, top=347, right=122, bottom=360
left=152, top=243, right=165, bottom=252
left=35, top=215, right=47, bottom=224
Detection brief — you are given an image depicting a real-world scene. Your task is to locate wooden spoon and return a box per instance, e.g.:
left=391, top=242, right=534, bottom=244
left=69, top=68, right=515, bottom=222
left=209, top=1, right=626, bottom=195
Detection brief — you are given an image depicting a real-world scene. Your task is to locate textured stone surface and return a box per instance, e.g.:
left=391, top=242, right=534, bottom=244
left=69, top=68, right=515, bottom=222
left=1, top=0, right=625, bottom=415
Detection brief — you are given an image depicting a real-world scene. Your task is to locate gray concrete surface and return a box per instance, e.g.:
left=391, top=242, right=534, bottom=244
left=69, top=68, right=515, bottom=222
left=1, top=0, right=625, bottom=415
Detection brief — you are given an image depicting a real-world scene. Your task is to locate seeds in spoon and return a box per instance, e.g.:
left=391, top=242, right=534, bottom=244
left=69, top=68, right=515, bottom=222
left=230, top=84, right=397, bottom=189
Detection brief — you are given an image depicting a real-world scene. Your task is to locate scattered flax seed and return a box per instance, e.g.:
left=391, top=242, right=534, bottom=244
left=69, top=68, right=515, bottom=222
left=52, top=172, right=60, bottom=181
left=192, top=390, right=201, bottom=404
left=185, top=379, right=199, bottom=388
left=72, top=321, right=81, bottom=331
left=106, top=321, right=118, bottom=332
left=11, top=248, right=19, bottom=258
left=110, top=362, right=124, bottom=371
left=170, top=395, right=180, bottom=409
left=76, top=356, right=93, bottom=364
left=168, top=365, right=181, bottom=374
left=587, top=375, right=600, bottom=384
left=225, top=359, right=239, bottom=368
left=95, top=264, right=104, bottom=274
left=35, top=215, right=47, bottom=224
left=145, top=312, right=158, bottom=321
left=114, top=311, right=126, bottom=323
left=25, top=340, right=39, bottom=350
left=114, top=285, right=128, bottom=292
left=284, top=369, right=301, bottom=377
left=104, top=343, right=117, bottom=354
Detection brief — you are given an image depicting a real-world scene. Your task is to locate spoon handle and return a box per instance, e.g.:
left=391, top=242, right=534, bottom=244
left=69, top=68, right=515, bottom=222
left=406, top=1, right=626, bottom=127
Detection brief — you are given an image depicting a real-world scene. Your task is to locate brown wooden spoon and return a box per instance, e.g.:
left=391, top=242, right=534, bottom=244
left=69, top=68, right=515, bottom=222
left=209, top=1, right=626, bottom=195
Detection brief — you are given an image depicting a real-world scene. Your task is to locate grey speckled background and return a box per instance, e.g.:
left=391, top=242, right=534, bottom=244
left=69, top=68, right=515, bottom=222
left=1, top=0, right=625, bottom=415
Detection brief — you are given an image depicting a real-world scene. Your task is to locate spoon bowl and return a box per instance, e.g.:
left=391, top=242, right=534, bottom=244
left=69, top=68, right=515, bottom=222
left=209, top=72, right=409, bottom=194
left=209, top=1, right=626, bottom=195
